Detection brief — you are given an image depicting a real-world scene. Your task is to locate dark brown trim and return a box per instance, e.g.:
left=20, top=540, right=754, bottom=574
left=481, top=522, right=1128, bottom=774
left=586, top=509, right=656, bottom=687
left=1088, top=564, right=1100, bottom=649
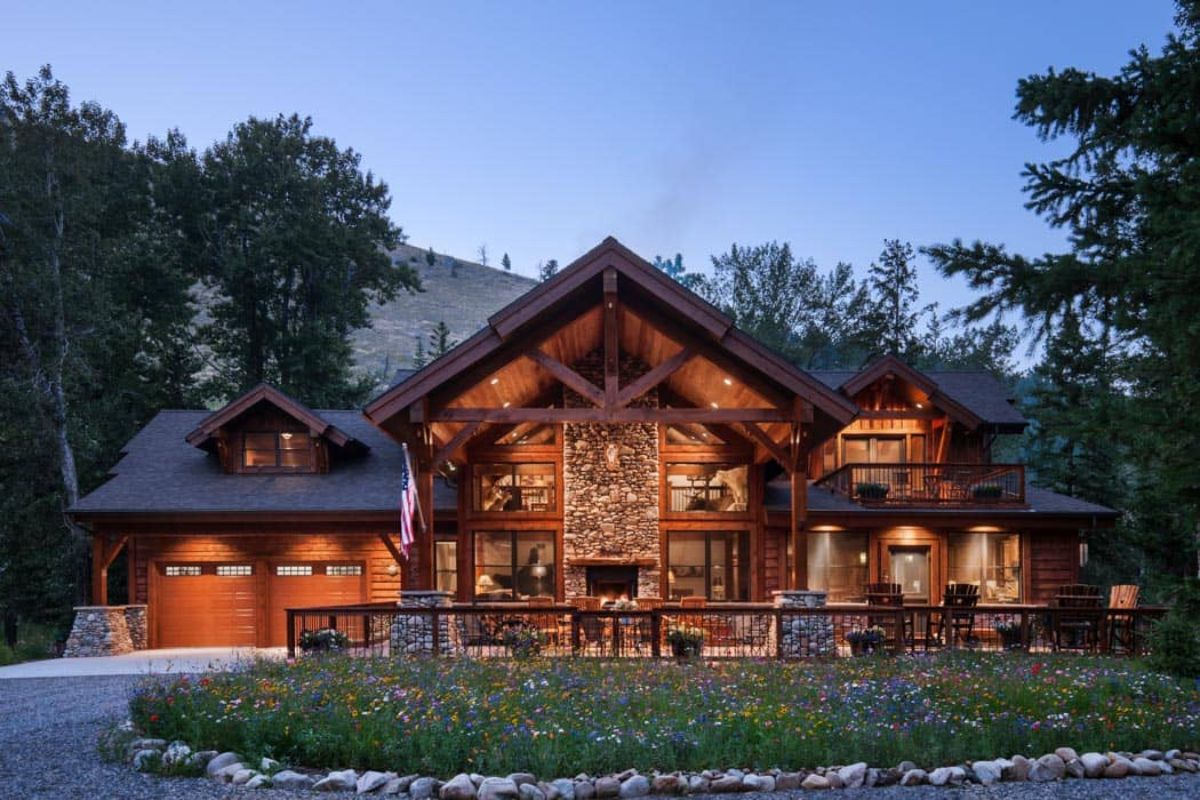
left=185, top=383, right=359, bottom=450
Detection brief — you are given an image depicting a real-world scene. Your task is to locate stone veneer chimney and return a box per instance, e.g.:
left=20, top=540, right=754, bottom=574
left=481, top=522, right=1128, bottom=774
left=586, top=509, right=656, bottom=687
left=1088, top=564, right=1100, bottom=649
left=562, top=351, right=661, bottom=598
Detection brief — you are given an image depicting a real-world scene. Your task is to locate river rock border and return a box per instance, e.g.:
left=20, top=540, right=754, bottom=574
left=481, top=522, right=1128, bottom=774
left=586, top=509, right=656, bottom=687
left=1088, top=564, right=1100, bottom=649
left=119, top=734, right=1200, bottom=794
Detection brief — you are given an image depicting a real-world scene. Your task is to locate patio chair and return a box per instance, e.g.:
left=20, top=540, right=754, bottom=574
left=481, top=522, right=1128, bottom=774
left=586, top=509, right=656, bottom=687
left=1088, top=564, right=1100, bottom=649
left=636, top=597, right=664, bottom=610
left=1052, top=584, right=1103, bottom=652
left=865, top=583, right=909, bottom=649
left=1106, top=584, right=1140, bottom=653
left=926, top=583, right=979, bottom=650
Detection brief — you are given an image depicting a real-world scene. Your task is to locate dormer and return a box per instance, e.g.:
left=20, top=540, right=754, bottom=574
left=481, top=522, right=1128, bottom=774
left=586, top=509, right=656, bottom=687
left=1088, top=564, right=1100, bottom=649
left=185, top=383, right=368, bottom=474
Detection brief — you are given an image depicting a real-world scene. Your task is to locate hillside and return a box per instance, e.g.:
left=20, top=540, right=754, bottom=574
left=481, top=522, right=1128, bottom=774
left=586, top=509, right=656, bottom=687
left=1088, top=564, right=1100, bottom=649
left=352, top=243, right=538, bottom=379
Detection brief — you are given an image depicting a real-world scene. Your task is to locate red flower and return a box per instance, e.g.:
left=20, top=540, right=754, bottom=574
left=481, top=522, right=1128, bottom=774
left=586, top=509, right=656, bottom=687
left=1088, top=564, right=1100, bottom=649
left=149, top=714, right=159, bottom=723
left=1031, top=662, right=1043, bottom=677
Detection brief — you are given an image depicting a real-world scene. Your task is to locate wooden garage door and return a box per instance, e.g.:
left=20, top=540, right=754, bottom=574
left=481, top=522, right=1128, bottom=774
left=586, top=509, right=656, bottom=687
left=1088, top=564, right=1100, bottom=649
left=155, top=564, right=257, bottom=647
left=268, top=563, right=366, bottom=647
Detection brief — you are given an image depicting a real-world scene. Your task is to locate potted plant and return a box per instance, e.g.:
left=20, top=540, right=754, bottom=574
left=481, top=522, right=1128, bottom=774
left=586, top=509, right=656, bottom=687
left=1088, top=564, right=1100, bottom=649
left=994, top=619, right=1024, bottom=650
left=501, top=624, right=546, bottom=659
left=856, top=482, right=890, bottom=502
left=972, top=484, right=1004, bottom=502
left=298, top=627, right=350, bottom=654
left=845, top=625, right=887, bottom=655
left=666, top=624, right=705, bottom=659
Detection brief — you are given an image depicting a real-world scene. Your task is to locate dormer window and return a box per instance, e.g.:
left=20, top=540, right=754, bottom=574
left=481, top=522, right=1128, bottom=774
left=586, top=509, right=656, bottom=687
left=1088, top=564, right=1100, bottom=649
left=242, top=431, right=313, bottom=471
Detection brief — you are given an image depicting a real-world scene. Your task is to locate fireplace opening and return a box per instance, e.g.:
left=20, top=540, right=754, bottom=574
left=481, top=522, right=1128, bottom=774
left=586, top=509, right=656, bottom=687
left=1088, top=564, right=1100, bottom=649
left=586, top=566, right=638, bottom=601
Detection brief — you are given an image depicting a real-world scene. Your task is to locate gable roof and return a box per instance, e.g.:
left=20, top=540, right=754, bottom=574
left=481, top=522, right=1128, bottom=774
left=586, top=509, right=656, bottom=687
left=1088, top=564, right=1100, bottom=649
left=185, top=383, right=365, bottom=452
left=811, top=365, right=1027, bottom=431
left=365, top=236, right=858, bottom=426
left=71, top=409, right=454, bottom=516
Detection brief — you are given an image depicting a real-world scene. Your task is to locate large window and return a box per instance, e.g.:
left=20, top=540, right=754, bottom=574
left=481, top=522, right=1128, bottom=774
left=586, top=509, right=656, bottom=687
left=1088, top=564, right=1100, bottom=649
left=242, top=431, right=313, bottom=470
left=948, top=532, right=1021, bottom=603
left=807, top=532, right=869, bottom=602
left=473, top=463, right=556, bottom=512
left=843, top=436, right=905, bottom=464
left=435, top=540, right=458, bottom=594
left=666, top=531, right=749, bottom=601
left=473, top=531, right=555, bottom=600
left=665, top=463, right=749, bottom=512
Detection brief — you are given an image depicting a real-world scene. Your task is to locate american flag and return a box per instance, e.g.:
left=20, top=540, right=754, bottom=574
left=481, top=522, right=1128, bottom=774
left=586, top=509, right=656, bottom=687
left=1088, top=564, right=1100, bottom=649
left=399, top=443, right=419, bottom=559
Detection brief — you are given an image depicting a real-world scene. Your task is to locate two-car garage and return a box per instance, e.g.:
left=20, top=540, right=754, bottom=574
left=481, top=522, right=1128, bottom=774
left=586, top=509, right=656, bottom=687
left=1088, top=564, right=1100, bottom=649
left=152, top=561, right=367, bottom=648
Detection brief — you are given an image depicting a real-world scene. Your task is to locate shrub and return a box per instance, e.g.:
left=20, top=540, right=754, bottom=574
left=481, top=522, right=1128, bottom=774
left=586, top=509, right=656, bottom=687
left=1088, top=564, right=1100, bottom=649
left=298, top=628, right=349, bottom=653
left=1148, top=610, right=1200, bottom=678
left=855, top=482, right=889, bottom=501
left=665, top=624, right=704, bottom=657
left=500, top=625, right=545, bottom=659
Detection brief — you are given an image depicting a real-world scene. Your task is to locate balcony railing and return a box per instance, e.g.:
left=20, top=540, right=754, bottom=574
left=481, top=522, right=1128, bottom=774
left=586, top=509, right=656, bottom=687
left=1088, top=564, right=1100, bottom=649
left=815, top=463, right=1026, bottom=506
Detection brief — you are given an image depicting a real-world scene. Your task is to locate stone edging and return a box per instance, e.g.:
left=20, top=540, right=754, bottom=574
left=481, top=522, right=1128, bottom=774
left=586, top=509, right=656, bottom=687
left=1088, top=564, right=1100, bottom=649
left=119, top=732, right=1200, bottom=794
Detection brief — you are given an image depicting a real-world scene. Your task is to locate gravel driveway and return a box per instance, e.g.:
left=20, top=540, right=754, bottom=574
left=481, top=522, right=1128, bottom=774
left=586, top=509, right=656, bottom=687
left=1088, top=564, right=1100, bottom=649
left=1, top=675, right=1197, bottom=799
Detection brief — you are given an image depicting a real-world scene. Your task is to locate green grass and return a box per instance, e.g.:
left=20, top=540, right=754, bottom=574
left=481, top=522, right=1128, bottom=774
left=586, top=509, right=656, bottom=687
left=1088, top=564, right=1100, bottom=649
left=0, top=624, right=60, bottom=666
left=129, top=653, right=1200, bottom=776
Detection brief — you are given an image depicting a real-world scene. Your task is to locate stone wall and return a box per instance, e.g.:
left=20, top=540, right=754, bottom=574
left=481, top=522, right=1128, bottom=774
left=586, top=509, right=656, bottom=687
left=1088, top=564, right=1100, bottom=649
left=390, top=590, right=454, bottom=656
left=773, top=590, right=834, bottom=657
left=63, top=605, right=147, bottom=657
left=563, top=350, right=661, bottom=598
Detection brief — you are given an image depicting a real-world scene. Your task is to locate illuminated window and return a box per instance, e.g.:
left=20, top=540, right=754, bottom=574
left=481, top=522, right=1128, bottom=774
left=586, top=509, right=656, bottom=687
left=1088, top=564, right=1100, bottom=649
left=666, top=531, right=749, bottom=601
left=242, top=431, right=313, bottom=470
left=435, top=540, right=458, bottom=594
left=807, top=532, right=869, bottom=603
left=216, top=564, right=252, bottom=577
left=275, top=565, right=313, bottom=577
left=948, top=532, right=1021, bottom=603
left=164, top=565, right=201, bottom=577
left=843, top=436, right=905, bottom=464
left=665, top=463, right=749, bottom=512
left=474, top=531, right=554, bottom=600
left=325, top=565, right=362, bottom=576
left=472, top=463, right=556, bottom=511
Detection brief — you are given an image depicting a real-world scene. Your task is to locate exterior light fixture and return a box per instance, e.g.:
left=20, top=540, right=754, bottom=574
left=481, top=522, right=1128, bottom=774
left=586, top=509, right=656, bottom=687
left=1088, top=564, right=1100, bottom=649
left=490, top=378, right=500, bottom=385
left=723, top=377, right=733, bottom=386
left=915, top=402, right=924, bottom=409
left=710, top=401, right=719, bottom=409
left=503, top=401, right=512, bottom=408
left=280, top=432, right=293, bottom=440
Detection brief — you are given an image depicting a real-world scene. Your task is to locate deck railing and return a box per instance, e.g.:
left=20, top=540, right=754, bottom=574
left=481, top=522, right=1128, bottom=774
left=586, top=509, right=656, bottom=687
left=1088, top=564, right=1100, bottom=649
left=815, top=463, right=1026, bottom=506
left=285, top=602, right=1165, bottom=659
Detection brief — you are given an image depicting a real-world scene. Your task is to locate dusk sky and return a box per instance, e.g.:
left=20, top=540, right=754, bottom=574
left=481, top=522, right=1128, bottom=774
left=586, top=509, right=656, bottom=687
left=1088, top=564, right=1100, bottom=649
left=6, top=1, right=1178, bottom=315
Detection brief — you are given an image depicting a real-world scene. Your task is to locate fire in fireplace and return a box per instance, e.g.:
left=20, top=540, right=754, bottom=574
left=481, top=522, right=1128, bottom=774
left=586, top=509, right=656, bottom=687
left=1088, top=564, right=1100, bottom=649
left=585, top=566, right=638, bottom=600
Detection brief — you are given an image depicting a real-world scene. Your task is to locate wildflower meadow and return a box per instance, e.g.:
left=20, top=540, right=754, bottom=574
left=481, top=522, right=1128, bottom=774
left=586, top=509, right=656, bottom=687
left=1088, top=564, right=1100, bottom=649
left=128, top=654, right=1200, bottom=777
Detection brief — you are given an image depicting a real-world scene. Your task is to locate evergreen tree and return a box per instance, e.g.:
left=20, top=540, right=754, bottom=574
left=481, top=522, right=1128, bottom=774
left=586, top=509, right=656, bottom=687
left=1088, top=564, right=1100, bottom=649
left=411, top=336, right=428, bottom=369
left=501, top=252, right=512, bottom=271
left=425, top=247, right=436, bottom=267
left=428, top=321, right=457, bottom=360
left=862, top=239, right=933, bottom=363
left=926, top=1, right=1200, bottom=586
left=538, top=259, right=559, bottom=282
left=652, top=253, right=686, bottom=279
left=192, top=114, right=420, bottom=407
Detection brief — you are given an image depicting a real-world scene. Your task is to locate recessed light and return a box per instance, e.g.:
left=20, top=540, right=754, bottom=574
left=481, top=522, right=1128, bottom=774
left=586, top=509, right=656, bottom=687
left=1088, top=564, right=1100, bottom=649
left=490, top=377, right=500, bottom=385
left=915, top=402, right=924, bottom=409
left=503, top=401, right=511, bottom=408
left=723, top=378, right=733, bottom=386
left=710, top=401, right=719, bottom=409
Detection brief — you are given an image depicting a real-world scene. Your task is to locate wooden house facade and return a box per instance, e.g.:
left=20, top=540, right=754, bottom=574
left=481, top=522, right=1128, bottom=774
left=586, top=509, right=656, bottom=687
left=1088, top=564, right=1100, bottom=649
left=70, top=238, right=1116, bottom=648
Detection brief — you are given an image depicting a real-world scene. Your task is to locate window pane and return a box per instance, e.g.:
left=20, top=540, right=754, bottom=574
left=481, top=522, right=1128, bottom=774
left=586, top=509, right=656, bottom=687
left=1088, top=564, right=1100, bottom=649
left=515, top=532, right=554, bottom=599
left=216, top=564, right=252, bottom=577
left=948, top=532, right=1021, bottom=603
left=874, top=438, right=904, bottom=463
left=275, top=565, right=312, bottom=576
left=278, top=432, right=309, bottom=450
left=280, top=448, right=312, bottom=468
left=666, top=463, right=749, bottom=512
left=473, top=464, right=555, bottom=511
left=843, top=439, right=869, bottom=464
left=435, top=541, right=458, bottom=594
left=244, top=432, right=276, bottom=450
left=244, top=448, right=277, bottom=467
left=668, top=533, right=707, bottom=600
left=474, top=532, right=554, bottom=599
left=807, top=532, right=868, bottom=603
left=326, top=565, right=362, bottom=576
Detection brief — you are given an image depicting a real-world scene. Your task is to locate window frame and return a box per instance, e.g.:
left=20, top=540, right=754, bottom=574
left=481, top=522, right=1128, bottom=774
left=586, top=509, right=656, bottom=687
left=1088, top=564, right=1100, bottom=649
left=665, top=530, right=750, bottom=602
left=947, top=531, right=1022, bottom=604
left=471, top=462, right=558, bottom=513
left=471, top=530, right=556, bottom=601
left=663, top=461, right=752, bottom=517
left=806, top=531, right=870, bottom=603
left=241, top=430, right=314, bottom=472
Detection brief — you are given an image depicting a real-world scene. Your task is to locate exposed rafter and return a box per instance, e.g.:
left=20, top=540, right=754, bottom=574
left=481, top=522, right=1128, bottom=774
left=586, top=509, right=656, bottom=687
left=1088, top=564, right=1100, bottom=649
left=431, top=407, right=796, bottom=424
left=616, top=346, right=695, bottom=407
left=527, top=350, right=605, bottom=407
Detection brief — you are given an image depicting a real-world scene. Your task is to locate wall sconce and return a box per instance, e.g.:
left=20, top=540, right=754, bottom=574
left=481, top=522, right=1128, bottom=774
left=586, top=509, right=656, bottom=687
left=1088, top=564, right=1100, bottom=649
left=858, top=551, right=867, bottom=565
left=386, top=563, right=399, bottom=577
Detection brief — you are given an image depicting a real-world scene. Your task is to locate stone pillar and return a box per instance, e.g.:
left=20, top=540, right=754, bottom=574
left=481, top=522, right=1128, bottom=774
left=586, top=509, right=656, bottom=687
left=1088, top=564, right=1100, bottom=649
left=390, top=590, right=454, bottom=656
left=773, top=590, right=834, bottom=657
left=123, top=605, right=148, bottom=650
left=62, top=606, right=134, bottom=657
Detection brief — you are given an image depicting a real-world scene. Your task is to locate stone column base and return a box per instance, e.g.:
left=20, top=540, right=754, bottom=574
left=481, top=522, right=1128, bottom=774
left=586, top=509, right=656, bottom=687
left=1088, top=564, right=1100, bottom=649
left=62, top=605, right=148, bottom=657
left=390, top=590, right=454, bottom=656
left=773, top=590, right=834, bottom=657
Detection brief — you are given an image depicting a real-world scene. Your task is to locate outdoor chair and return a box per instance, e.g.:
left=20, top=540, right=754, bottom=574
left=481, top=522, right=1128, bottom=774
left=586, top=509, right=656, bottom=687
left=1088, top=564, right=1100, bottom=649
left=926, top=583, right=980, bottom=650
left=1052, top=584, right=1103, bottom=652
left=1106, top=584, right=1140, bottom=653
left=865, top=583, right=910, bottom=649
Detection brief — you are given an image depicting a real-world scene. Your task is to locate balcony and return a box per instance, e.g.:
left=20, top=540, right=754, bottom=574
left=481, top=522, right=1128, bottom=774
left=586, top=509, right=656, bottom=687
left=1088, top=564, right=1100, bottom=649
left=815, top=463, right=1026, bottom=507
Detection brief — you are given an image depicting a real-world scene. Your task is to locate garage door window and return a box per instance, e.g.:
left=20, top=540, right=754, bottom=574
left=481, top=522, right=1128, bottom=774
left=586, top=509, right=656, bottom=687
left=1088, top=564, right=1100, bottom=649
left=326, top=565, right=362, bottom=576
left=216, top=565, right=253, bottom=577
left=164, top=565, right=202, bottom=576
left=276, top=565, right=313, bottom=576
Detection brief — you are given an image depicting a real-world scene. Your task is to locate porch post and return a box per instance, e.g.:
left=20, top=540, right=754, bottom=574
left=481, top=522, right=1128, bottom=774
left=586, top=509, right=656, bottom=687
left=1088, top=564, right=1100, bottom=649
left=790, top=466, right=807, bottom=590
left=417, top=463, right=435, bottom=589
left=91, top=535, right=107, bottom=605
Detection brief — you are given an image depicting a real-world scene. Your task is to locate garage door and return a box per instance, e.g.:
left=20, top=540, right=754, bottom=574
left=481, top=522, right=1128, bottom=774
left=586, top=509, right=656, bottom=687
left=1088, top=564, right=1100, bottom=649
left=268, top=563, right=366, bottom=647
left=155, top=564, right=257, bottom=647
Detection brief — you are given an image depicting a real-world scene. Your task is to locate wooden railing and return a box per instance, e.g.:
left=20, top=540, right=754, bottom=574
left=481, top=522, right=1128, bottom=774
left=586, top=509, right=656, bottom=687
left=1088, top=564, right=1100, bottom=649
left=284, top=601, right=1164, bottom=659
left=815, top=463, right=1026, bottom=506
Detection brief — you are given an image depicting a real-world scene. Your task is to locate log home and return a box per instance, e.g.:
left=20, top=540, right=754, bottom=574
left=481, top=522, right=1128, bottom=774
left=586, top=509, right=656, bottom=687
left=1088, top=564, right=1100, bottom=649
left=69, top=237, right=1116, bottom=649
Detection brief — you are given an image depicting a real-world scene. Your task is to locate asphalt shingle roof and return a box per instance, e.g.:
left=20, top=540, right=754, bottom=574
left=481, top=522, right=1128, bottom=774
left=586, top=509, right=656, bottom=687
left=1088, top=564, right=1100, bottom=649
left=809, top=369, right=1027, bottom=427
left=70, top=410, right=458, bottom=515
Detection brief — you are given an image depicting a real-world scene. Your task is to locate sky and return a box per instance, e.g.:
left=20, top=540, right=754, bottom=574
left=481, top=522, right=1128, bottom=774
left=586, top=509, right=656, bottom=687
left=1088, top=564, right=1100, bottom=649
left=5, top=1, right=1180, bottom=317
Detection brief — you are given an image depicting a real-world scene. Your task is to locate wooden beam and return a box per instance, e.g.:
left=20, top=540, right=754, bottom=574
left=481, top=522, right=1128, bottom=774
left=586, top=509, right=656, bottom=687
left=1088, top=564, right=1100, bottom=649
left=735, top=422, right=792, bottom=468
left=603, top=268, right=619, bottom=407
left=432, top=420, right=484, bottom=469
left=791, top=467, right=807, bottom=590
left=379, top=532, right=404, bottom=565
left=528, top=350, right=605, bottom=407
left=101, top=535, right=128, bottom=570
left=616, top=347, right=695, bottom=407
left=432, top=407, right=796, bottom=423
left=91, top=536, right=107, bottom=605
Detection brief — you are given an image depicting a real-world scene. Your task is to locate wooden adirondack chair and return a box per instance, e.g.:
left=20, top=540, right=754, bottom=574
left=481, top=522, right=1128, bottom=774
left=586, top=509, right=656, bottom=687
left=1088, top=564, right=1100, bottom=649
left=1106, top=584, right=1140, bottom=653
left=1052, top=584, right=1103, bottom=651
left=926, top=583, right=980, bottom=649
left=865, top=582, right=909, bottom=649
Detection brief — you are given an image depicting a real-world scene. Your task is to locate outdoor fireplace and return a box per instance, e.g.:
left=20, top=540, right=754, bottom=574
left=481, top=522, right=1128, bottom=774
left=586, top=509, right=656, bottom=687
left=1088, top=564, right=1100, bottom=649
left=586, top=566, right=639, bottom=600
